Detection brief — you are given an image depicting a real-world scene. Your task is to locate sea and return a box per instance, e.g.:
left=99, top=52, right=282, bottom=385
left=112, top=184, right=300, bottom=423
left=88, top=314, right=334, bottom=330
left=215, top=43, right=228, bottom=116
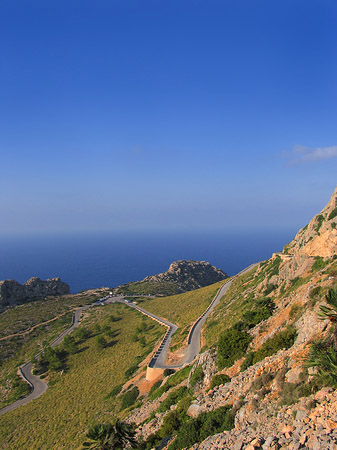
left=0, top=229, right=297, bottom=293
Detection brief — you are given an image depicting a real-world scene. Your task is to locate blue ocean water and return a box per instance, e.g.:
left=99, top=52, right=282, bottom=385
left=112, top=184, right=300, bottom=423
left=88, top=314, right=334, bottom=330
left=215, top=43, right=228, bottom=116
left=0, top=229, right=296, bottom=293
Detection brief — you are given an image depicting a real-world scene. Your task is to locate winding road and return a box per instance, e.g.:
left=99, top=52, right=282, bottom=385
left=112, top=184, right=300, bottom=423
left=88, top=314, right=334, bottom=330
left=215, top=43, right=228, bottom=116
left=0, top=263, right=257, bottom=416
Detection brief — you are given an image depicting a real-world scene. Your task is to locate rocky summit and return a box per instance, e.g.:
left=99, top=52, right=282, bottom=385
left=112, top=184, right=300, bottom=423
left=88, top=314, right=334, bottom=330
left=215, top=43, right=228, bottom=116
left=123, top=188, right=337, bottom=450
left=0, top=277, right=70, bottom=309
left=142, top=260, right=228, bottom=293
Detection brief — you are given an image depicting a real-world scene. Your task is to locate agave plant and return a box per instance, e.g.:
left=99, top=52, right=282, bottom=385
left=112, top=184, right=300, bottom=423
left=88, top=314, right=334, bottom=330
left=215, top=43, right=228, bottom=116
left=82, top=420, right=137, bottom=450
left=306, top=339, right=337, bottom=387
left=317, top=288, right=337, bottom=348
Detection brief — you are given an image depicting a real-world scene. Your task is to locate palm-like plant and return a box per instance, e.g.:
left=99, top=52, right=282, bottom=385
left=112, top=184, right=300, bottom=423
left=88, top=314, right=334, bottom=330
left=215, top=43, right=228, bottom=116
left=82, top=420, right=137, bottom=450
left=317, top=288, right=337, bottom=348
left=306, top=340, right=337, bottom=387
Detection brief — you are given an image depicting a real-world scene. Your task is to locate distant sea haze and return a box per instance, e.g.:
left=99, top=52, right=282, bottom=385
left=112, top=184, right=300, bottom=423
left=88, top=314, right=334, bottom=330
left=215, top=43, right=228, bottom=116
left=0, top=229, right=296, bottom=293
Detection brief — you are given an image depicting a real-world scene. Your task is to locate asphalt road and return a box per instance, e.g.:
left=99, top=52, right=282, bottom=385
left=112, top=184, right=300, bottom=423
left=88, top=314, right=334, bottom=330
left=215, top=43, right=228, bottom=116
left=0, top=304, right=94, bottom=416
left=120, top=263, right=258, bottom=369
left=0, top=263, right=258, bottom=415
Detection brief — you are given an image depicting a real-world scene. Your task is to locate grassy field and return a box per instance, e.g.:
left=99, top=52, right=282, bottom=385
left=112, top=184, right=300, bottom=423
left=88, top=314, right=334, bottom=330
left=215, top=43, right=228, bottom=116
left=0, top=303, right=165, bottom=450
left=203, top=266, right=262, bottom=347
left=116, top=280, right=180, bottom=296
left=0, top=291, right=107, bottom=409
left=139, top=281, right=225, bottom=347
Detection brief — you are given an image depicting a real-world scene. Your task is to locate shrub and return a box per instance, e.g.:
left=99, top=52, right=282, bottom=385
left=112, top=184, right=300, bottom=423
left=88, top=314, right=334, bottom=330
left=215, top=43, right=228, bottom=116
left=96, top=335, right=107, bottom=350
left=306, top=339, right=337, bottom=387
left=189, top=366, right=204, bottom=391
left=241, top=326, right=297, bottom=369
left=312, top=257, right=329, bottom=272
left=63, top=335, right=78, bottom=354
left=209, top=374, right=231, bottom=389
left=279, top=381, right=313, bottom=405
left=309, top=286, right=322, bottom=300
left=328, top=207, right=337, bottom=221
left=149, top=380, right=162, bottom=396
left=217, top=328, right=252, bottom=369
left=241, top=351, right=254, bottom=372
left=163, top=368, right=175, bottom=377
left=150, top=365, right=192, bottom=400
left=315, top=214, right=325, bottom=233
left=104, top=384, right=123, bottom=399
left=158, top=386, right=187, bottom=413
left=169, top=406, right=234, bottom=450
left=267, top=256, right=281, bottom=277
left=120, top=386, right=139, bottom=410
left=75, top=327, right=91, bottom=340
left=160, top=410, right=181, bottom=438
left=124, top=364, right=139, bottom=379
left=264, top=284, right=278, bottom=295
left=289, top=303, right=304, bottom=319
left=242, top=297, right=275, bottom=328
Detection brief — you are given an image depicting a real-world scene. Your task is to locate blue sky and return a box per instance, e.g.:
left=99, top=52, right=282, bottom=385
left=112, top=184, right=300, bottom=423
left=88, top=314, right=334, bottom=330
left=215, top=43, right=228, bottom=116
left=1, top=0, right=336, bottom=234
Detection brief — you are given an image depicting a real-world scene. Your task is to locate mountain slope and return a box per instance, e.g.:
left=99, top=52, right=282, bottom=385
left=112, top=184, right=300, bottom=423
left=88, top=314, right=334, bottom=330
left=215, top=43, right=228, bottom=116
left=123, top=188, right=337, bottom=450
left=116, top=260, right=228, bottom=296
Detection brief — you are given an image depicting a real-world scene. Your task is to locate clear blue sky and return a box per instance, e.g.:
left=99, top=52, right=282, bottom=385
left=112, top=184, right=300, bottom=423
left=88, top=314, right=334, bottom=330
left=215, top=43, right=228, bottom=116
left=1, top=0, right=336, bottom=234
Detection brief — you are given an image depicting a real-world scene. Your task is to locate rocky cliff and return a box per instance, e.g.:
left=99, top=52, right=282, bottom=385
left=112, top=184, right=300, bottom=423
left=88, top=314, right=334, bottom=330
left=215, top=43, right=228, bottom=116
left=0, top=277, right=70, bottom=308
left=142, top=260, right=228, bottom=292
left=123, top=187, right=337, bottom=450
left=116, top=259, right=228, bottom=296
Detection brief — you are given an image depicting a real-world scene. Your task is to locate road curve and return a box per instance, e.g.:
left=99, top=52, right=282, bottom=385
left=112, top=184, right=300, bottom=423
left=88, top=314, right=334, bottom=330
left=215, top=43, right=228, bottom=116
left=0, top=263, right=257, bottom=415
left=0, top=304, right=94, bottom=416
left=120, top=263, right=258, bottom=369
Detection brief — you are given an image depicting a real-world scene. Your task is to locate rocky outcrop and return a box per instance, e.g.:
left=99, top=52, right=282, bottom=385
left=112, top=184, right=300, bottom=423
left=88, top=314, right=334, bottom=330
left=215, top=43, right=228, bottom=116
left=0, top=277, right=70, bottom=308
left=142, top=260, right=228, bottom=293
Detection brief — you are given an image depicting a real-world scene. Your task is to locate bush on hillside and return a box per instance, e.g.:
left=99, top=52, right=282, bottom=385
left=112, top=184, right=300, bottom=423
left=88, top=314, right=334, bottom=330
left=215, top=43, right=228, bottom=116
left=241, top=325, right=297, bottom=370
left=169, top=406, right=234, bottom=450
left=158, top=386, right=187, bottom=413
left=209, top=373, right=231, bottom=389
left=189, top=365, right=204, bottom=391
left=120, top=386, right=139, bottom=410
left=217, top=328, right=252, bottom=369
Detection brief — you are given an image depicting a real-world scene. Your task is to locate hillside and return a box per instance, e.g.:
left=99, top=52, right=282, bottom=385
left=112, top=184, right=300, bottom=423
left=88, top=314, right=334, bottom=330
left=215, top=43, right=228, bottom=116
left=0, top=277, right=70, bottom=310
left=0, top=188, right=336, bottom=450
left=115, top=260, right=228, bottom=296
left=122, top=187, right=337, bottom=449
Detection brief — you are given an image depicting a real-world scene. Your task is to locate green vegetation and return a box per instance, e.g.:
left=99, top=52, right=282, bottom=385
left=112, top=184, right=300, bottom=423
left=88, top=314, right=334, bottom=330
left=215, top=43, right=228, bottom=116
left=266, top=256, right=282, bottom=278
left=104, top=384, right=123, bottom=400
left=209, top=373, right=231, bottom=390
left=307, top=339, right=337, bottom=387
left=120, top=386, right=139, bottom=410
left=312, top=257, right=330, bottom=272
left=241, top=325, right=297, bottom=370
left=157, top=386, right=187, bottom=413
left=328, top=206, right=337, bottom=221
left=140, top=281, right=224, bottom=348
left=0, top=302, right=165, bottom=449
left=116, top=280, right=179, bottom=296
left=149, top=365, right=192, bottom=400
left=240, top=297, right=275, bottom=329
left=188, top=365, right=204, bottom=391
left=82, top=420, right=137, bottom=449
left=314, top=214, right=325, bottom=233
left=217, top=327, right=252, bottom=369
left=169, top=406, right=234, bottom=449
left=203, top=265, right=276, bottom=348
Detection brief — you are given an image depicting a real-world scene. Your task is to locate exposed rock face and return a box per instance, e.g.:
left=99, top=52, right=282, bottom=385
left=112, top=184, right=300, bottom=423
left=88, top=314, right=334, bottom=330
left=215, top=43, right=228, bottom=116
left=142, top=260, right=228, bottom=293
left=124, top=188, right=337, bottom=450
left=286, top=186, right=337, bottom=259
left=0, top=277, right=70, bottom=308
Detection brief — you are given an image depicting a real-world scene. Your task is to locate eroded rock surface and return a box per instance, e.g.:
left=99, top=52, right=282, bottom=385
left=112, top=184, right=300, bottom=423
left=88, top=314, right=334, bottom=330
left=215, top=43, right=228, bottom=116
left=0, top=277, right=70, bottom=308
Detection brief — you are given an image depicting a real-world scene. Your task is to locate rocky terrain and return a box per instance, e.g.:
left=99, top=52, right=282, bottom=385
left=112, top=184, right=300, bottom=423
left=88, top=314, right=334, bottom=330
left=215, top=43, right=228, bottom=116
left=0, top=277, right=70, bottom=309
left=116, top=260, right=228, bottom=296
left=122, top=187, right=337, bottom=450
